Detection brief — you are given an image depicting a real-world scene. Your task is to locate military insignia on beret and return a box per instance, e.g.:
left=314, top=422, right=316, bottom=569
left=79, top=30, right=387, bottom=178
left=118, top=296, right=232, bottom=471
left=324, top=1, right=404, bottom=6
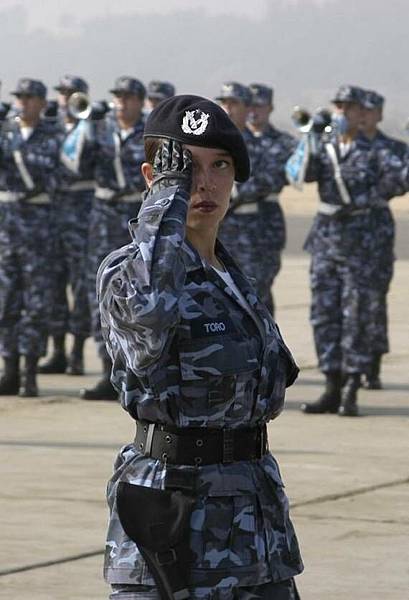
left=181, top=110, right=210, bottom=136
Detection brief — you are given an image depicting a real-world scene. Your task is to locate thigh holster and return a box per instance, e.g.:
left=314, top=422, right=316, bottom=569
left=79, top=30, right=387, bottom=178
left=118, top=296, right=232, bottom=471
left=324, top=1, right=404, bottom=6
left=116, top=481, right=196, bottom=600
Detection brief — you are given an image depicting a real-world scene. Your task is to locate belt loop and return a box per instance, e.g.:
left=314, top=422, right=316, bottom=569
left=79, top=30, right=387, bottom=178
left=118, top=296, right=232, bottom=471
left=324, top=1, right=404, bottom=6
left=222, top=429, right=234, bottom=464
left=144, top=423, right=156, bottom=457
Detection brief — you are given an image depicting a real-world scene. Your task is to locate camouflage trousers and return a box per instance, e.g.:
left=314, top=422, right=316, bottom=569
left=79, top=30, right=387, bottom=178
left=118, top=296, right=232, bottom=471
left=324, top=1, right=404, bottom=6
left=218, top=203, right=285, bottom=315
left=48, top=191, right=93, bottom=338
left=310, top=253, right=391, bottom=374
left=109, top=578, right=299, bottom=599
left=87, top=198, right=141, bottom=358
left=0, top=203, right=53, bottom=357
left=366, top=207, right=395, bottom=357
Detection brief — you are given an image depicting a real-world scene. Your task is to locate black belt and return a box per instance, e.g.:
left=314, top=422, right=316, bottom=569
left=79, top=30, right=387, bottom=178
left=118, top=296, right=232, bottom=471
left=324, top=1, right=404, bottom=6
left=134, top=421, right=268, bottom=466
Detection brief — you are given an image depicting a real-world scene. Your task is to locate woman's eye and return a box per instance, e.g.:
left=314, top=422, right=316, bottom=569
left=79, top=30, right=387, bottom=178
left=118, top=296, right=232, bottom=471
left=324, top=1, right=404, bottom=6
left=214, top=160, right=231, bottom=169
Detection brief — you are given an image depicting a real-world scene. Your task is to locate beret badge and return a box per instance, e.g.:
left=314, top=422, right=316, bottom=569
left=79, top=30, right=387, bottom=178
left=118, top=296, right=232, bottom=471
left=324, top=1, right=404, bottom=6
left=181, top=110, right=210, bottom=136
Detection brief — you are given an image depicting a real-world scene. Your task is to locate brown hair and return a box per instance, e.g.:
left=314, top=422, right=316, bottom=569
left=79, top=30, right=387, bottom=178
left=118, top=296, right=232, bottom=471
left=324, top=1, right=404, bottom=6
left=144, top=137, right=166, bottom=165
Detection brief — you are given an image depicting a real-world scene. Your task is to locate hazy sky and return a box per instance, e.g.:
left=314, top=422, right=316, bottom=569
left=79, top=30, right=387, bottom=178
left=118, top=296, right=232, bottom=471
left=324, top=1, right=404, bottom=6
left=2, top=0, right=331, bottom=31
left=1, top=0, right=407, bottom=135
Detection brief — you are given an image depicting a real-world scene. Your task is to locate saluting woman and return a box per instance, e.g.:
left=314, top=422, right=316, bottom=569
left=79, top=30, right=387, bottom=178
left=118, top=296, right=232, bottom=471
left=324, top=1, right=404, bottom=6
left=98, top=95, right=303, bottom=600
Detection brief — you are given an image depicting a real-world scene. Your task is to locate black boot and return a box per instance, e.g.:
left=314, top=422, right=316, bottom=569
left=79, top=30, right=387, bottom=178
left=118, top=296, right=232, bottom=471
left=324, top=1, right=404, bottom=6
left=38, top=335, right=67, bottom=374
left=338, top=373, right=361, bottom=417
left=19, top=355, right=39, bottom=397
left=301, top=371, right=342, bottom=414
left=363, top=355, right=382, bottom=390
left=80, top=356, right=117, bottom=401
left=66, top=335, right=86, bottom=375
left=0, top=355, right=20, bottom=395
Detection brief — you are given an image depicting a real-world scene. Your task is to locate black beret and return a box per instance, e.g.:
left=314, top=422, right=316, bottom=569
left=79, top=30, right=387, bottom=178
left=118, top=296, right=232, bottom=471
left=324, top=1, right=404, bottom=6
left=144, top=94, right=250, bottom=182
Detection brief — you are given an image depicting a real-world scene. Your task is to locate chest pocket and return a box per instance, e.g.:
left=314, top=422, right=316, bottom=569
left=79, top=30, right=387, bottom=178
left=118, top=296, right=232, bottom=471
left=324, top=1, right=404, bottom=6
left=177, top=317, right=261, bottom=427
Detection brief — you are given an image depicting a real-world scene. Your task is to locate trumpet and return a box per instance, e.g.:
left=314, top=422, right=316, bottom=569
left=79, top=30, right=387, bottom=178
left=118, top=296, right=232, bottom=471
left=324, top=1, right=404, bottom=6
left=68, top=92, right=92, bottom=120
left=292, top=106, right=332, bottom=135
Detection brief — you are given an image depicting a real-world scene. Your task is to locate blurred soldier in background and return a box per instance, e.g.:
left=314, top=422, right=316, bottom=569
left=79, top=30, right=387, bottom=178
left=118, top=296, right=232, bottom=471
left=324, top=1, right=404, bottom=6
left=80, top=76, right=147, bottom=401
left=247, top=83, right=297, bottom=311
left=145, top=80, right=175, bottom=112
left=360, top=89, right=408, bottom=389
left=38, top=75, right=94, bottom=377
left=287, top=85, right=405, bottom=416
left=217, top=81, right=295, bottom=315
left=0, top=79, right=60, bottom=396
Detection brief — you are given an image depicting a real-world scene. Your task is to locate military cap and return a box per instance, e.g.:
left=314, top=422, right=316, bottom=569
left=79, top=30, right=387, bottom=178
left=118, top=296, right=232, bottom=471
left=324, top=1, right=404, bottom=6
left=109, top=76, right=146, bottom=98
left=362, top=89, right=385, bottom=110
left=144, top=94, right=250, bottom=182
left=331, top=85, right=365, bottom=105
left=54, top=75, right=89, bottom=94
left=147, top=80, right=175, bottom=100
left=249, top=83, right=274, bottom=106
left=215, top=82, right=252, bottom=106
left=11, top=78, right=47, bottom=98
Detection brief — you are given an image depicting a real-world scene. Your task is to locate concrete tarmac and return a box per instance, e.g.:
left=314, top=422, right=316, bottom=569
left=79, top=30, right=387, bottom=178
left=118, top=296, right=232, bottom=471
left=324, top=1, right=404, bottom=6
left=1, top=188, right=408, bottom=599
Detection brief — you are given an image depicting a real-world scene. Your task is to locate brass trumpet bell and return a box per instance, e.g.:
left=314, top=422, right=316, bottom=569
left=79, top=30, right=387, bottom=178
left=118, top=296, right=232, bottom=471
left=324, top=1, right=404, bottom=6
left=68, top=92, right=92, bottom=120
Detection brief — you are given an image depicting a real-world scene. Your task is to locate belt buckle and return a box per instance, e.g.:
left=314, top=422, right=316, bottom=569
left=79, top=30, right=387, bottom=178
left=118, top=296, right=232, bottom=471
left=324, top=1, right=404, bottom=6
left=144, top=423, right=156, bottom=457
left=222, top=429, right=234, bottom=464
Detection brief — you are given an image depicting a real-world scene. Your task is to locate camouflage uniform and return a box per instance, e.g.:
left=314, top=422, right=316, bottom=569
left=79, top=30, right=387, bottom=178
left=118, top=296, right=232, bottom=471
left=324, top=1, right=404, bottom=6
left=88, top=79, right=146, bottom=360
left=363, top=124, right=408, bottom=358
left=300, top=130, right=404, bottom=375
left=218, top=82, right=296, bottom=316
left=49, top=75, right=96, bottom=342
left=97, top=176, right=303, bottom=592
left=0, top=84, right=60, bottom=359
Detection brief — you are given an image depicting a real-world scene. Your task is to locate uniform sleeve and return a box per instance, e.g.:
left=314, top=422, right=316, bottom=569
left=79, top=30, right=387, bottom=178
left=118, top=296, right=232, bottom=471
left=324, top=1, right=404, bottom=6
left=375, top=146, right=408, bottom=200
left=97, top=184, right=189, bottom=376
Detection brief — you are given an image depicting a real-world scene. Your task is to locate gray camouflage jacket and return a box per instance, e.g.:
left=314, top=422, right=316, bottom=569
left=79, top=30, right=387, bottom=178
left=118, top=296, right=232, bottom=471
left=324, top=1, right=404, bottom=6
left=97, top=182, right=303, bottom=588
left=302, top=132, right=406, bottom=260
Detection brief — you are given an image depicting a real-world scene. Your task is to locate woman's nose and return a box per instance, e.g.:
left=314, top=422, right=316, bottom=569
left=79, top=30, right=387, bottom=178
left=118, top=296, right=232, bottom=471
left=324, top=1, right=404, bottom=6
left=194, top=168, right=215, bottom=192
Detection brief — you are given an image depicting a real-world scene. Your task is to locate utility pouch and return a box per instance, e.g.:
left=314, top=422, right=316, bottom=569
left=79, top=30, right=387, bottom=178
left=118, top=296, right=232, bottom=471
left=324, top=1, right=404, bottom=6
left=116, top=481, right=196, bottom=600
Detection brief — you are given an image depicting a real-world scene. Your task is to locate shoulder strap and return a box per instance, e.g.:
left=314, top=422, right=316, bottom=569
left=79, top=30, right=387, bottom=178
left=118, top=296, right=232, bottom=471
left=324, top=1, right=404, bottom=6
left=325, top=142, right=352, bottom=205
left=12, top=149, right=35, bottom=190
left=113, top=131, right=126, bottom=189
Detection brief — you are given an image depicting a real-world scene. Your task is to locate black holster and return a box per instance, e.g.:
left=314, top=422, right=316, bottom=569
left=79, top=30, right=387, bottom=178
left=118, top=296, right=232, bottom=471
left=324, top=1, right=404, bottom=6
left=116, top=480, right=196, bottom=600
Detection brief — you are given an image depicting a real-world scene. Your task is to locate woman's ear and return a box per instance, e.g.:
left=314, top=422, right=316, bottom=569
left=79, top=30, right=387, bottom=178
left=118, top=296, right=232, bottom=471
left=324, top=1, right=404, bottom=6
left=141, top=162, right=154, bottom=188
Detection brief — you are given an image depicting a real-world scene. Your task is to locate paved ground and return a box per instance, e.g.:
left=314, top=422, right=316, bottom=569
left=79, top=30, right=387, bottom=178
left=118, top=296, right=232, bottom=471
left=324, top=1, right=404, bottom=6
left=1, top=188, right=408, bottom=599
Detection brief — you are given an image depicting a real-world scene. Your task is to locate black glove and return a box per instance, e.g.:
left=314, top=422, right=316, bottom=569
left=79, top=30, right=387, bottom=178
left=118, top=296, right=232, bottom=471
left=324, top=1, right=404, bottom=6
left=151, top=139, right=192, bottom=194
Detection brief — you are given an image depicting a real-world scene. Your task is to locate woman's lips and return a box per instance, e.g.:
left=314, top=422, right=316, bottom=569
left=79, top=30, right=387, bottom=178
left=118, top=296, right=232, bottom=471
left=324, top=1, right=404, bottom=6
left=192, top=201, right=218, bottom=213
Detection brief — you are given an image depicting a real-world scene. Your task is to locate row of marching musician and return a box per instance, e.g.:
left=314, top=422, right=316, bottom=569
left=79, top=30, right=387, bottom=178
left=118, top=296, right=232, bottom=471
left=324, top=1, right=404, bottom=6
left=0, top=76, right=408, bottom=415
left=286, top=85, right=409, bottom=416
left=0, top=75, right=174, bottom=398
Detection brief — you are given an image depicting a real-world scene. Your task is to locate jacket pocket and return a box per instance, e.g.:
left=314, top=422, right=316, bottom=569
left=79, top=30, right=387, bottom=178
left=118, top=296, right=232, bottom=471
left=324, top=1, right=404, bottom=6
left=190, top=490, right=265, bottom=570
left=177, top=337, right=260, bottom=425
left=259, top=464, right=303, bottom=573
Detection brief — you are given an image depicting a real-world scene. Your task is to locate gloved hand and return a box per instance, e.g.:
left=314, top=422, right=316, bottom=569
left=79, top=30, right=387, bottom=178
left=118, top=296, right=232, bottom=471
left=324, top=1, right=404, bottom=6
left=151, top=139, right=192, bottom=194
